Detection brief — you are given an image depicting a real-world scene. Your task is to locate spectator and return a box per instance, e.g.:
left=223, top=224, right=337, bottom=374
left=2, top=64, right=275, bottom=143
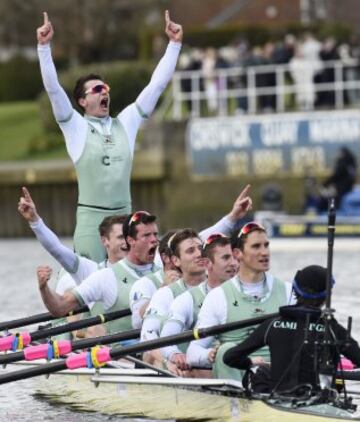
left=318, top=147, right=357, bottom=211
left=260, top=42, right=277, bottom=111
left=179, top=48, right=203, bottom=112
left=289, top=44, right=317, bottom=110
left=202, top=48, right=218, bottom=113
left=338, top=42, right=360, bottom=106
left=272, top=34, right=296, bottom=64
left=317, top=37, right=339, bottom=107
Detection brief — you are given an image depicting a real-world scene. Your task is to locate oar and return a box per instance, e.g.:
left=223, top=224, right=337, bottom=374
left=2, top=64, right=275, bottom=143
left=0, top=308, right=131, bottom=352
left=107, top=354, right=176, bottom=378
left=0, top=328, right=140, bottom=366
left=0, top=312, right=278, bottom=385
left=0, top=305, right=90, bottom=332
left=336, top=369, right=360, bottom=382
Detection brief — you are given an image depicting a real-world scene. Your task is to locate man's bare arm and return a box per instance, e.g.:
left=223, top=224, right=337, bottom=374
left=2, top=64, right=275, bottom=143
left=37, top=266, right=79, bottom=317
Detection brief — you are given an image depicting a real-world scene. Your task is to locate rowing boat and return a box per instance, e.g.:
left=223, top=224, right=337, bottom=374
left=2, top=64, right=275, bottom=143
left=10, top=360, right=360, bottom=421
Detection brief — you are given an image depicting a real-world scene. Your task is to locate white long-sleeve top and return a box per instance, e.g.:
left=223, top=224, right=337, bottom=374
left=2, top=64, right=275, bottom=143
left=140, top=285, right=175, bottom=341
left=186, top=275, right=293, bottom=367
left=30, top=218, right=98, bottom=284
left=37, top=41, right=181, bottom=163
left=72, top=259, right=154, bottom=309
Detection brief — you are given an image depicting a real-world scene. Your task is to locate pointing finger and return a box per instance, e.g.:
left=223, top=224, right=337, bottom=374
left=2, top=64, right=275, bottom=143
left=165, top=10, right=170, bottom=25
left=238, top=184, right=251, bottom=200
left=43, top=11, right=49, bottom=25
left=22, top=186, right=30, bottom=200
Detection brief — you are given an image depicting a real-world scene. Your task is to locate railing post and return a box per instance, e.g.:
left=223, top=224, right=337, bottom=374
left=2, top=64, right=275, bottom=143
left=218, top=70, right=228, bottom=116
left=248, top=68, right=257, bottom=114
left=335, top=61, right=344, bottom=109
left=276, top=67, right=286, bottom=112
left=191, top=73, right=201, bottom=118
left=172, top=74, right=182, bottom=121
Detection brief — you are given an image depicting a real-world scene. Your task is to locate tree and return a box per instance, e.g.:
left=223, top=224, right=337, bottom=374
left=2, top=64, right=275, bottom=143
left=0, top=0, right=168, bottom=64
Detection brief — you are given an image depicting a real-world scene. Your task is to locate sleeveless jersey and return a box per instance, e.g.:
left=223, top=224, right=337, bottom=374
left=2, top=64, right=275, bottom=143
left=188, top=281, right=208, bottom=328
left=75, top=117, right=132, bottom=210
left=145, top=269, right=164, bottom=291
left=214, top=275, right=287, bottom=380
left=105, top=258, right=158, bottom=334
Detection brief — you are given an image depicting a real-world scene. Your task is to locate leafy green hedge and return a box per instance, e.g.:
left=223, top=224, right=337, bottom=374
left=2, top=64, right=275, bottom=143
left=0, top=57, right=43, bottom=101
left=38, top=60, right=154, bottom=133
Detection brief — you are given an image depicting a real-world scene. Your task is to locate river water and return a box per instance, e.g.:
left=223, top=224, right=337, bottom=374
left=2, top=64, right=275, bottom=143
left=0, top=237, right=359, bottom=421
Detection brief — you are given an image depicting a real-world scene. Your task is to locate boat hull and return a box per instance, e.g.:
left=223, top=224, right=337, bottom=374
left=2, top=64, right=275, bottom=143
left=28, top=366, right=360, bottom=422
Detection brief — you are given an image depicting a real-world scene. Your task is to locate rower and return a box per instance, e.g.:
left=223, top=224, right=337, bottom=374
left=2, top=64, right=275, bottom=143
left=19, top=187, right=131, bottom=337
left=129, top=184, right=253, bottom=330
left=129, top=230, right=180, bottom=330
left=37, top=211, right=160, bottom=335
left=140, top=228, right=206, bottom=367
left=223, top=265, right=360, bottom=393
left=160, top=233, right=237, bottom=375
left=186, top=222, right=292, bottom=381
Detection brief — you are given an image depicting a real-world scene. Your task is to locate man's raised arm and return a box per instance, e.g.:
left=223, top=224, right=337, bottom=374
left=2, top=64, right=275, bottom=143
left=132, top=10, right=183, bottom=119
left=18, top=187, right=80, bottom=275
left=199, top=184, right=253, bottom=240
left=37, top=12, right=74, bottom=122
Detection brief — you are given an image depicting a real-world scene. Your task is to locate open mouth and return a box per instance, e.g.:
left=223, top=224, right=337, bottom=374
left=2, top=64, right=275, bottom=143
left=100, top=97, right=109, bottom=108
left=148, top=246, right=157, bottom=257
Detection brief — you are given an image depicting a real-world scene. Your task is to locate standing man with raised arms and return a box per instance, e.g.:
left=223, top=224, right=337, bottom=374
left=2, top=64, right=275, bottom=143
left=36, top=10, right=183, bottom=262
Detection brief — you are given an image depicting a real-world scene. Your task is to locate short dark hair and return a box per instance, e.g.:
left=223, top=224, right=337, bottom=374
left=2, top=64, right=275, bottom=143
left=73, top=73, right=104, bottom=109
left=231, top=223, right=266, bottom=251
left=203, top=236, right=231, bottom=262
left=123, top=211, right=157, bottom=247
left=98, top=215, right=128, bottom=238
left=168, top=228, right=200, bottom=258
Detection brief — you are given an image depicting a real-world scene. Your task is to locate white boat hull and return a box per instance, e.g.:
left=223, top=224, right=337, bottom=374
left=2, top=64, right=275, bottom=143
left=16, top=362, right=360, bottom=422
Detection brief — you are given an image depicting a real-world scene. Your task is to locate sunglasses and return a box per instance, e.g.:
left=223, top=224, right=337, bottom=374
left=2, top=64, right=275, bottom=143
left=237, top=222, right=265, bottom=239
left=128, top=211, right=151, bottom=229
left=85, top=83, right=110, bottom=95
left=203, top=233, right=227, bottom=250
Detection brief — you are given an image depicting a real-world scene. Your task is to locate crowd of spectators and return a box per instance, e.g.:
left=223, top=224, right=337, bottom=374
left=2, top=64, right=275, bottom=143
left=178, top=33, right=360, bottom=114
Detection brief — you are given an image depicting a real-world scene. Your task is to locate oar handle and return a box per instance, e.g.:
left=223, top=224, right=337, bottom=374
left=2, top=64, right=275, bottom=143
left=0, top=305, right=89, bottom=332
left=0, top=329, right=140, bottom=366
